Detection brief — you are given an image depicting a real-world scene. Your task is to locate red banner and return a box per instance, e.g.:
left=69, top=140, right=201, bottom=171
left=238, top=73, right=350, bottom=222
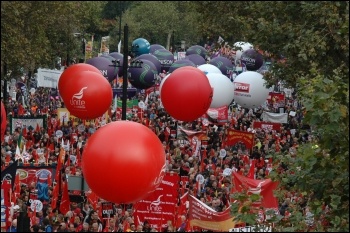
left=267, top=92, right=285, bottom=107
left=225, top=129, right=255, bottom=150
left=206, top=105, right=228, bottom=125
left=134, top=173, right=180, bottom=230
left=188, top=195, right=236, bottom=231
left=252, top=121, right=281, bottom=132
left=1, top=180, right=12, bottom=230
left=232, top=172, right=279, bottom=209
left=16, top=166, right=55, bottom=186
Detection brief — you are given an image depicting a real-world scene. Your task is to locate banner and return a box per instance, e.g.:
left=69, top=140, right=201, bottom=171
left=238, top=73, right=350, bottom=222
left=116, top=99, right=139, bottom=119
left=177, top=52, right=186, bottom=60
left=1, top=180, right=12, bottom=230
left=101, top=202, right=115, bottom=219
left=225, top=129, right=255, bottom=150
left=1, top=161, right=18, bottom=189
left=229, top=225, right=272, bottom=232
left=206, top=105, right=228, bottom=125
left=267, top=92, right=285, bottom=107
left=57, top=108, right=109, bottom=127
left=36, top=68, right=63, bottom=88
left=252, top=122, right=281, bottom=132
left=261, top=112, right=288, bottom=124
left=134, top=173, right=180, bottom=230
left=187, top=133, right=209, bottom=158
left=232, top=172, right=279, bottom=209
left=177, top=126, right=205, bottom=149
left=188, top=195, right=236, bottom=231
left=9, top=115, right=47, bottom=134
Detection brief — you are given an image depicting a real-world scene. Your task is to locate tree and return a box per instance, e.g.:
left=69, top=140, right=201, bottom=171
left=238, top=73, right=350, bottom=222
left=108, top=1, right=201, bottom=53
left=193, top=1, right=349, bottom=232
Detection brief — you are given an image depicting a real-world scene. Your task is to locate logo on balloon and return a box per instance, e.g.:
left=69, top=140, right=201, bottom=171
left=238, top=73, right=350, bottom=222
left=140, top=64, right=151, bottom=84
left=70, top=87, right=87, bottom=109
left=234, top=83, right=250, bottom=92
left=215, top=61, right=224, bottom=68
left=153, top=163, right=166, bottom=188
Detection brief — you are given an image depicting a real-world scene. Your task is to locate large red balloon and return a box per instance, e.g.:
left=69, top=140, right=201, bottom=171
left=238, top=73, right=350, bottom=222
left=160, top=67, right=213, bottom=122
left=59, top=70, right=112, bottom=119
left=82, top=121, right=166, bottom=204
left=1, top=101, right=7, bottom=142
left=58, top=64, right=102, bottom=92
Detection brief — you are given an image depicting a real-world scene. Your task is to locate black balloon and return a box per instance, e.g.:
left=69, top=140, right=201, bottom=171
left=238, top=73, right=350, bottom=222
left=152, top=49, right=174, bottom=73
left=185, top=54, right=207, bottom=66
left=109, top=52, right=124, bottom=77
left=168, top=59, right=196, bottom=73
left=240, top=49, right=264, bottom=71
left=149, top=44, right=166, bottom=54
left=128, top=59, right=158, bottom=89
left=185, top=45, right=207, bottom=59
left=209, top=56, right=234, bottom=78
left=135, top=54, right=162, bottom=74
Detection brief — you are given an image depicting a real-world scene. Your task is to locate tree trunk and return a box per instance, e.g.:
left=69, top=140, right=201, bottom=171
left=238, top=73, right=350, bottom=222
left=166, top=32, right=172, bottom=51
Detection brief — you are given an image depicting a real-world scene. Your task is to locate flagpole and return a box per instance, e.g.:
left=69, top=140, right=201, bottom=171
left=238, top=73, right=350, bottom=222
left=122, top=24, right=129, bottom=120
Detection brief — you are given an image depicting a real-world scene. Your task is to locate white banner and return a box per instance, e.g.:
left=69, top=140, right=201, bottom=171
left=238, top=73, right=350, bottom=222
left=11, top=117, right=45, bottom=133
left=261, top=112, right=288, bottom=124
left=37, top=68, right=63, bottom=88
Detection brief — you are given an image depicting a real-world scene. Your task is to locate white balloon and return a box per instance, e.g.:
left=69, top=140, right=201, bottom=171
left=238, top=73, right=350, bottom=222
left=233, top=71, right=269, bottom=109
left=159, top=73, right=171, bottom=93
left=233, top=41, right=253, bottom=61
left=206, top=73, right=235, bottom=108
left=197, top=64, right=222, bottom=75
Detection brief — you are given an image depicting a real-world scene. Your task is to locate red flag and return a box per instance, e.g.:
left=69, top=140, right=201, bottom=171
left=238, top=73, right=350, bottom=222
left=86, top=190, right=98, bottom=210
left=76, top=148, right=81, bottom=167
left=35, top=123, right=40, bottom=133
left=31, top=205, right=37, bottom=226
left=51, top=183, right=59, bottom=210
left=18, top=104, right=25, bottom=116
left=22, top=127, right=27, bottom=137
left=55, top=147, right=65, bottom=182
left=247, top=159, right=256, bottom=179
left=200, top=149, right=207, bottom=173
left=59, top=181, right=71, bottom=215
left=14, top=173, right=21, bottom=198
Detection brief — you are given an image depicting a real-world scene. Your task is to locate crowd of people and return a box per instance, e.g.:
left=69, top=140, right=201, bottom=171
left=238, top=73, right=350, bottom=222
left=1, top=55, right=314, bottom=232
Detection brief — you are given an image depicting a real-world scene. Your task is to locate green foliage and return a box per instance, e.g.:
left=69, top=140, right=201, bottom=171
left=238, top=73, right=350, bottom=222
left=193, top=1, right=349, bottom=231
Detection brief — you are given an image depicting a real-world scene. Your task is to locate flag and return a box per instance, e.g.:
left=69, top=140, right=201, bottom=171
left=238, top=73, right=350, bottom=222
left=31, top=204, right=37, bottom=226
left=118, top=40, right=121, bottom=53
left=247, top=159, right=256, bottom=179
left=14, top=172, right=21, bottom=199
left=51, top=182, right=59, bottom=210
left=59, top=181, right=71, bottom=215
left=1, top=160, right=18, bottom=189
left=55, top=147, right=65, bottom=183
left=17, top=131, right=24, bottom=150
left=217, top=36, right=225, bottom=44
left=15, top=144, right=23, bottom=161
left=86, top=190, right=99, bottom=210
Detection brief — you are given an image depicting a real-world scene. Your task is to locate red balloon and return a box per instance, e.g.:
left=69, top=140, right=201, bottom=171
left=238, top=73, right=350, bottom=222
left=59, top=70, right=112, bottom=119
left=1, top=101, right=7, bottom=142
left=160, top=67, right=213, bottom=122
left=82, top=121, right=166, bottom=204
left=58, top=64, right=102, bottom=92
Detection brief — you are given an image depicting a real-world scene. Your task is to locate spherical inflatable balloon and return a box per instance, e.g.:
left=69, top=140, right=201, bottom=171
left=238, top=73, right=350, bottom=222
left=206, top=73, right=235, bottom=108
left=108, top=52, right=124, bottom=77
left=86, top=57, right=117, bottom=82
left=59, top=70, right=113, bottom=119
left=152, top=49, right=174, bottom=72
left=58, top=63, right=102, bottom=92
left=185, top=54, right=206, bottom=66
left=233, top=41, right=253, bottom=62
left=149, top=44, right=165, bottom=54
left=136, top=54, right=162, bottom=74
left=168, top=59, right=195, bottom=73
left=197, top=64, right=222, bottom=75
left=233, top=71, right=269, bottom=109
left=131, top=38, right=150, bottom=57
left=82, top=121, right=166, bottom=204
left=240, top=49, right=264, bottom=71
left=1, top=101, right=7, bottom=141
left=185, top=45, right=207, bottom=59
left=159, top=73, right=171, bottom=93
left=160, top=67, right=213, bottom=121
left=209, top=56, right=234, bottom=78
left=128, top=59, right=158, bottom=89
